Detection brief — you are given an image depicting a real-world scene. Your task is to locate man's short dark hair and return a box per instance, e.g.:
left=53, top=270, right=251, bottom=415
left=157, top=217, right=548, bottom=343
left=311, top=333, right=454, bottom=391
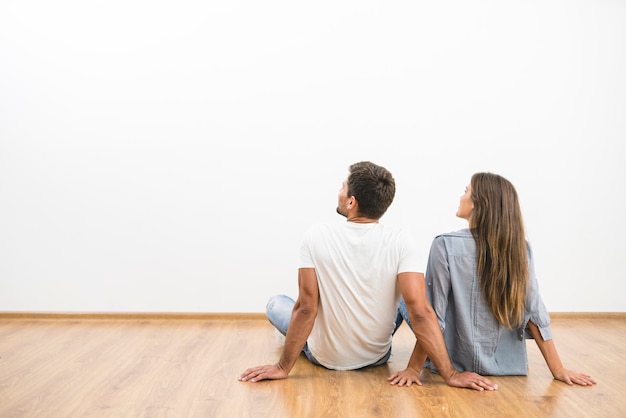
left=347, top=161, right=396, bottom=219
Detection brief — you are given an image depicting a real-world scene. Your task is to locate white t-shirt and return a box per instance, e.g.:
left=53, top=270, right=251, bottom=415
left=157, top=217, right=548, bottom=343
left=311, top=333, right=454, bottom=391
left=299, top=220, right=422, bottom=370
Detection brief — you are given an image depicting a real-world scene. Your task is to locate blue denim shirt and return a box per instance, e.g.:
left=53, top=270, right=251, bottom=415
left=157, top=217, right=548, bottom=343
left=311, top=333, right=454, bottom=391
left=424, top=229, right=552, bottom=376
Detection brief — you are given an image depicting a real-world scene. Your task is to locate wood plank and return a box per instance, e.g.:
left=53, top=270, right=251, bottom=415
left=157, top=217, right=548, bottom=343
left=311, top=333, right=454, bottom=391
left=0, top=317, right=624, bottom=417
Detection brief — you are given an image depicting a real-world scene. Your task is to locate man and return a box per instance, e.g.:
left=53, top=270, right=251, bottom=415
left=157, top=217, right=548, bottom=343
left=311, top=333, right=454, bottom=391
left=239, top=161, right=497, bottom=391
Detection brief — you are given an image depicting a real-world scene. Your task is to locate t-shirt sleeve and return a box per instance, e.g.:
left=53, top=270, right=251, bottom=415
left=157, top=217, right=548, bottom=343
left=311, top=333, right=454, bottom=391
left=298, top=225, right=316, bottom=269
left=397, top=229, right=423, bottom=274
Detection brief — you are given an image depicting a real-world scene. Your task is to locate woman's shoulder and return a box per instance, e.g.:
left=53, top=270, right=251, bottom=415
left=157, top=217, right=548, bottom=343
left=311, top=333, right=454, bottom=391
left=431, top=229, right=475, bottom=255
left=434, top=228, right=473, bottom=240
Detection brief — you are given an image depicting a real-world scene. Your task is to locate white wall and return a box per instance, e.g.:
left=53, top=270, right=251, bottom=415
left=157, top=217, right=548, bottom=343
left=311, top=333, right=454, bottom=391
left=1, top=1, right=624, bottom=313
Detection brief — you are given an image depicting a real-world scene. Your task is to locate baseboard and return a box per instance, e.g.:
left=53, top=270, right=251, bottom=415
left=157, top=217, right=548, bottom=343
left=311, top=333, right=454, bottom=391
left=549, top=312, right=626, bottom=319
left=0, top=312, right=267, bottom=320
left=0, top=311, right=624, bottom=320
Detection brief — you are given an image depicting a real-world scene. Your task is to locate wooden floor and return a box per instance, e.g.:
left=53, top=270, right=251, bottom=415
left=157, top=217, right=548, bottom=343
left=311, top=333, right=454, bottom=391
left=0, top=316, right=624, bottom=417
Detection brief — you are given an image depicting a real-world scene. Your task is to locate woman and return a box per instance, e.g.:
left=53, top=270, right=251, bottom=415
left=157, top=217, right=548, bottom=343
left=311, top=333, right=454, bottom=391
left=390, top=172, right=595, bottom=387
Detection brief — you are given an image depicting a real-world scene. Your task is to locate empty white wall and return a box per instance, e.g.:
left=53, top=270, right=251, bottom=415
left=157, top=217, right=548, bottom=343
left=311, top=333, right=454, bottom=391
left=1, top=1, right=624, bottom=313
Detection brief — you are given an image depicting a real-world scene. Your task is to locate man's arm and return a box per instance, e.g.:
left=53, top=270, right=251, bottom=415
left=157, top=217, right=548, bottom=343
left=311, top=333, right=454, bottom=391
left=387, top=336, right=428, bottom=387
left=392, top=272, right=498, bottom=391
left=239, top=268, right=319, bottom=382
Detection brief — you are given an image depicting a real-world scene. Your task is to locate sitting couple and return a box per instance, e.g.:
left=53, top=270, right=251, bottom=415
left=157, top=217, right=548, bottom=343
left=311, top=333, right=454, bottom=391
left=239, top=161, right=595, bottom=390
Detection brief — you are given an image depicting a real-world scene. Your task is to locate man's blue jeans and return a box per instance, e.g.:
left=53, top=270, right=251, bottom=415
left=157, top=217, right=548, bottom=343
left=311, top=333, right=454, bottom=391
left=265, top=294, right=407, bottom=368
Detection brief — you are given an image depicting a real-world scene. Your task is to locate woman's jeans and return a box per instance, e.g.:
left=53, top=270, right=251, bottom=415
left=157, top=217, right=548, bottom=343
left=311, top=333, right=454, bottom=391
left=265, top=295, right=412, bottom=368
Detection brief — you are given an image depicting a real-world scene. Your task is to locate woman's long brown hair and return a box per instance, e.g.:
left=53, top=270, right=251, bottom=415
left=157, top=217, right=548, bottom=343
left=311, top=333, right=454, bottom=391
left=470, top=173, right=528, bottom=329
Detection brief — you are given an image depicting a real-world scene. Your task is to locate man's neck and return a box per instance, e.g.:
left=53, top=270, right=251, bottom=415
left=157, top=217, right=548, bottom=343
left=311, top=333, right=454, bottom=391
left=346, top=216, right=379, bottom=224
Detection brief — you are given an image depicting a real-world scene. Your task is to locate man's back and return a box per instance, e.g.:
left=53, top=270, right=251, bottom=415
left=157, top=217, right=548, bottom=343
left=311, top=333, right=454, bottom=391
left=300, top=220, right=421, bottom=370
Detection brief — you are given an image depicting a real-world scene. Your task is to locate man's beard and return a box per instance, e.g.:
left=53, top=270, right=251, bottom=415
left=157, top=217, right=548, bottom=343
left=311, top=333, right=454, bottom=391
left=336, top=207, right=347, bottom=218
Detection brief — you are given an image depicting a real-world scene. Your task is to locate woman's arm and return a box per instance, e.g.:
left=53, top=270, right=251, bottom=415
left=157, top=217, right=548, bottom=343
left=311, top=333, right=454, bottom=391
left=527, top=320, right=596, bottom=386
left=425, top=236, right=452, bottom=328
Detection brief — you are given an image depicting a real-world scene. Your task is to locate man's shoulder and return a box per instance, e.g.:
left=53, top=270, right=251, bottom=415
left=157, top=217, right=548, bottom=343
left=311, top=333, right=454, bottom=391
left=307, top=220, right=340, bottom=232
left=302, top=221, right=343, bottom=240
